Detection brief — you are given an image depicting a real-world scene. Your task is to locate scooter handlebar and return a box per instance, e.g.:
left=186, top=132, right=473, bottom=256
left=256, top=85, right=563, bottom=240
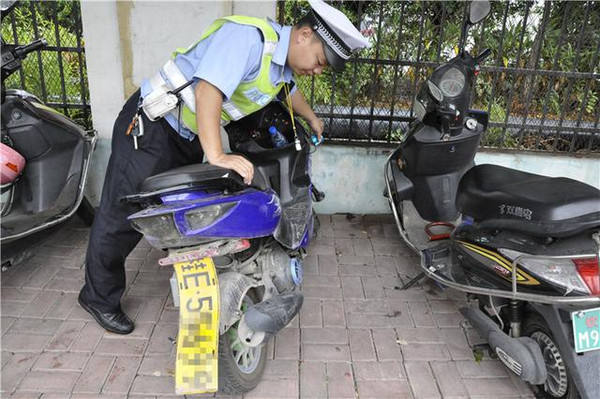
left=310, top=134, right=323, bottom=146
left=14, top=38, right=47, bottom=59
left=476, top=48, right=492, bottom=63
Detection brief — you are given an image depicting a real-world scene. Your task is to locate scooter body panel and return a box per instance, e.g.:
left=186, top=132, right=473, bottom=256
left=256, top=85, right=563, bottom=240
left=390, top=117, right=482, bottom=222
left=128, top=188, right=282, bottom=249
left=1, top=90, right=96, bottom=244
left=450, top=225, right=599, bottom=296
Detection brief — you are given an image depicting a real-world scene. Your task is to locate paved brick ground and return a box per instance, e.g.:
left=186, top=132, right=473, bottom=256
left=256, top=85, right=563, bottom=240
left=1, top=214, right=535, bottom=398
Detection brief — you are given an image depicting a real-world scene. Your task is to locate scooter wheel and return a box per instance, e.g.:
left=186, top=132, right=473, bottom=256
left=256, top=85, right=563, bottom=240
left=218, top=290, right=267, bottom=394
left=523, top=314, right=577, bottom=399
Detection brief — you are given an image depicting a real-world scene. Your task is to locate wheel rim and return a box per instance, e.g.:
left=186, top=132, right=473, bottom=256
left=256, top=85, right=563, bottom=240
left=227, top=297, right=261, bottom=374
left=531, top=331, right=569, bottom=397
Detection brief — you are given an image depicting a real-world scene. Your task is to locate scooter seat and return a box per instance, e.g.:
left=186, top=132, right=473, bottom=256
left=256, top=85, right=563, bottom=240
left=139, top=163, right=268, bottom=194
left=456, top=164, right=600, bottom=237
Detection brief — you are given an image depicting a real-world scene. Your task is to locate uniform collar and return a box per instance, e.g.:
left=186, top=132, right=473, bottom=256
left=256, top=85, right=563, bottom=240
left=268, top=19, right=294, bottom=83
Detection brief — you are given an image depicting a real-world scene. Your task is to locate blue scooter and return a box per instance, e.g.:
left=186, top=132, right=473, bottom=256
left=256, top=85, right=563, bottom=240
left=124, top=101, right=323, bottom=395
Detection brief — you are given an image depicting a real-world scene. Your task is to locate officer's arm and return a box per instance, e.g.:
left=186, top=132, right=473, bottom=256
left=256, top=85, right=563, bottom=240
left=195, top=80, right=223, bottom=162
left=195, top=80, right=254, bottom=184
left=290, top=90, right=324, bottom=138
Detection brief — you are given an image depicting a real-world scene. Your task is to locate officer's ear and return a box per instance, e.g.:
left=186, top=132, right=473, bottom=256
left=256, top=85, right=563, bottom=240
left=296, top=26, right=314, bottom=44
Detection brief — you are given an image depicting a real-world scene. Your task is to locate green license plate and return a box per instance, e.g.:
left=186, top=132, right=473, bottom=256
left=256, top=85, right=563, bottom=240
left=572, top=307, right=600, bottom=353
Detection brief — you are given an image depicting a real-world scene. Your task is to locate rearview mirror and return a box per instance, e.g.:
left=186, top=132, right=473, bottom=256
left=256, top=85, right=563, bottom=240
left=469, top=1, right=491, bottom=25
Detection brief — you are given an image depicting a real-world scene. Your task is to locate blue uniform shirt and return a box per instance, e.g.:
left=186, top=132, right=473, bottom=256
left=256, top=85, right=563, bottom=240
left=141, top=19, right=296, bottom=141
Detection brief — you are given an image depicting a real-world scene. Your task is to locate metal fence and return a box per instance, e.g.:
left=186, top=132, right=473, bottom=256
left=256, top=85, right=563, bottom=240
left=279, top=1, right=600, bottom=154
left=1, top=0, right=91, bottom=129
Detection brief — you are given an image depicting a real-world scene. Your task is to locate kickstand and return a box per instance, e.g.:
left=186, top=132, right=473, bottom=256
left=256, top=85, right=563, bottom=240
left=397, top=272, right=426, bottom=290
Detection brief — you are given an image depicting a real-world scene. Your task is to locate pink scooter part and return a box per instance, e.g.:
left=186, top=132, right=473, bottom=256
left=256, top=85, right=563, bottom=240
left=0, top=142, right=26, bottom=184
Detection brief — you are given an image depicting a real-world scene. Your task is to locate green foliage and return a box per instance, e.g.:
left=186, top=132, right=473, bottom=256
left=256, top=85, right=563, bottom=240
left=1, top=0, right=90, bottom=127
left=280, top=1, right=599, bottom=150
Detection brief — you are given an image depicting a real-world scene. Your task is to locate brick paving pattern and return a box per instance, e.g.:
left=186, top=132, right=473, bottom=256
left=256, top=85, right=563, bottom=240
left=1, top=215, right=535, bottom=398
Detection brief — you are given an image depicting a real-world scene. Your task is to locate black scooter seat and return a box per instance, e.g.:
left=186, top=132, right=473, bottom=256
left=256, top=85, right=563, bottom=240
left=139, top=163, right=268, bottom=195
left=140, top=164, right=243, bottom=193
left=456, top=164, right=600, bottom=237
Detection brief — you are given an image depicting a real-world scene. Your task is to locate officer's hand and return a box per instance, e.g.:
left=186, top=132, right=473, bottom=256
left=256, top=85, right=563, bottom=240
left=308, top=117, right=324, bottom=140
left=209, top=153, right=254, bottom=185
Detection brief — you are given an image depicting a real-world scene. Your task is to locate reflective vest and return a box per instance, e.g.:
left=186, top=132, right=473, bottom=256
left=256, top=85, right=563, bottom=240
left=160, top=16, right=284, bottom=134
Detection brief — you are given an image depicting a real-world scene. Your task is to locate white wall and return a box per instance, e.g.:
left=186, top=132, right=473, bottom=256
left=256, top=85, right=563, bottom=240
left=80, top=1, right=124, bottom=141
left=311, top=146, right=600, bottom=215
left=128, top=2, right=232, bottom=91
left=80, top=1, right=125, bottom=204
left=80, top=0, right=276, bottom=205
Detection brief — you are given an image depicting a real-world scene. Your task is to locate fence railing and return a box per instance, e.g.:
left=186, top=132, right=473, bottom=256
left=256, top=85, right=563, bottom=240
left=1, top=0, right=91, bottom=130
left=279, top=0, right=600, bottom=154
left=3, top=1, right=597, bottom=154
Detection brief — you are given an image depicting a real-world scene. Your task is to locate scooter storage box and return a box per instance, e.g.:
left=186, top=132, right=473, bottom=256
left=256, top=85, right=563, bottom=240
left=402, top=123, right=481, bottom=176
left=224, top=102, right=311, bottom=204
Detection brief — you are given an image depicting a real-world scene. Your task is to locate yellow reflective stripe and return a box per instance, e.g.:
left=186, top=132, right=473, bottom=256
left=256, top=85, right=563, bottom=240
left=457, top=241, right=539, bottom=285
left=173, top=16, right=278, bottom=59
left=181, top=106, right=198, bottom=133
left=172, top=16, right=283, bottom=132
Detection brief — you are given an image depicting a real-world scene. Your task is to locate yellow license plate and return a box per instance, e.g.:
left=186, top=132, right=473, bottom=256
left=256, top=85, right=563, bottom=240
left=173, top=257, right=220, bottom=394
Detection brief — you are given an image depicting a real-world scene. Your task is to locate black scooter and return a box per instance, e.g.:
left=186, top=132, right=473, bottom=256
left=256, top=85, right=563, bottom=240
left=1, top=1, right=96, bottom=257
left=385, top=2, right=600, bottom=398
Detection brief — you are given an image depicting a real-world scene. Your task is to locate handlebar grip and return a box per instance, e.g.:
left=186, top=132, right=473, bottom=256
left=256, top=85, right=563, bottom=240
left=476, top=48, right=492, bottom=63
left=310, top=134, right=323, bottom=146
left=14, top=38, right=47, bottom=58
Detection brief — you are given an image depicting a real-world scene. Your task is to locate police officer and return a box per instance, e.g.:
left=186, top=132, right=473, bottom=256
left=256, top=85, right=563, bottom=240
left=78, top=0, right=370, bottom=334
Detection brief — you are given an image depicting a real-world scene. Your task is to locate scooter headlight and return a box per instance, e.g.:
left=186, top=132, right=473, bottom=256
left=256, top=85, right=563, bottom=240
left=184, top=202, right=237, bottom=231
left=499, top=248, right=591, bottom=295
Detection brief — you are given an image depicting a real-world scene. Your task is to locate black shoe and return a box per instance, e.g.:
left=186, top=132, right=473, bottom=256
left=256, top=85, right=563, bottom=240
left=78, top=293, right=134, bottom=334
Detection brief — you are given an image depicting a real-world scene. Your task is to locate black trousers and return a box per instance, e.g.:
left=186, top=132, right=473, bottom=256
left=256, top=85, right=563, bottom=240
left=81, top=91, right=203, bottom=312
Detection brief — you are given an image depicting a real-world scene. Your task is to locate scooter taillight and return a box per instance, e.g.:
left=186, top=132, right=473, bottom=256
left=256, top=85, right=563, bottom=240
left=499, top=248, right=592, bottom=295
left=573, top=258, right=600, bottom=295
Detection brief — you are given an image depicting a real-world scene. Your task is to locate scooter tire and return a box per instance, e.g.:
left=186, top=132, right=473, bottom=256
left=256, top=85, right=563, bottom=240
left=523, top=314, right=578, bottom=399
left=217, top=290, right=267, bottom=394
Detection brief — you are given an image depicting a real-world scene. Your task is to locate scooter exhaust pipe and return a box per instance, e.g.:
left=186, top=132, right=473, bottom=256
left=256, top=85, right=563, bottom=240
left=237, top=292, right=303, bottom=347
left=460, top=306, right=547, bottom=385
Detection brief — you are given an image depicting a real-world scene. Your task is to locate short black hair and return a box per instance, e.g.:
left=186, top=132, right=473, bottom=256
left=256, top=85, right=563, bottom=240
left=294, top=13, right=321, bottom=43
left=294, top=14, right=313, bottom=29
